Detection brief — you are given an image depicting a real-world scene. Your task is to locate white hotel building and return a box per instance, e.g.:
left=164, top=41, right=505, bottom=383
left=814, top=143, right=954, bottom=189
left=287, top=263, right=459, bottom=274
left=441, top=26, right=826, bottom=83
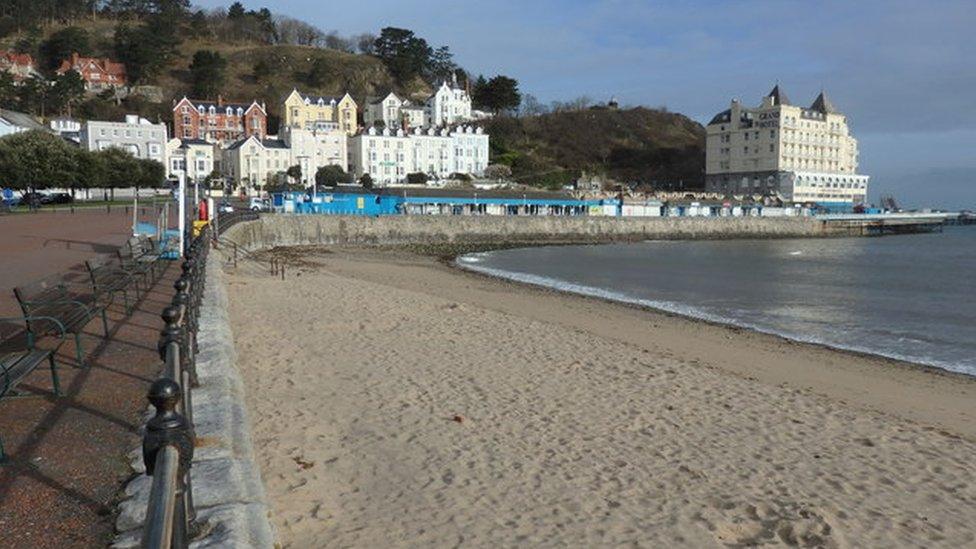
left=348, top=125, right=489, bottom=186
left=705, top=86, right=869, bottom=206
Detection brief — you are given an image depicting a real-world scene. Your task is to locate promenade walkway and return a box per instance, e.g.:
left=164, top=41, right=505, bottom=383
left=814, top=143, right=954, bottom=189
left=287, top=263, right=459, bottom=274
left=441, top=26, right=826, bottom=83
left=0, top=210, right=174, bottom=547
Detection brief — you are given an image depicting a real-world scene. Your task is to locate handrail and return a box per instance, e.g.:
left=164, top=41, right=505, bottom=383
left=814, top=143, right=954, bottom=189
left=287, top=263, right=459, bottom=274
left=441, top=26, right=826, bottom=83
left=142, top=446, right=180, bottom=549
left=140, top=224, right=212, bottom=548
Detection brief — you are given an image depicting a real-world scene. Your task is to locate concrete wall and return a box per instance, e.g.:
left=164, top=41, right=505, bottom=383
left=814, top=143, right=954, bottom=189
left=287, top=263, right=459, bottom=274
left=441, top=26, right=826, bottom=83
left=223, top=214, right=840, bottom=250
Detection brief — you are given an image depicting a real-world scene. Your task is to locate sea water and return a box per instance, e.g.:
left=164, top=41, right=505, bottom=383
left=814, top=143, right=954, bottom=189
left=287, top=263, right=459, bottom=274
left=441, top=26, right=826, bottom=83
left=458, top=226, right=976, bottom=376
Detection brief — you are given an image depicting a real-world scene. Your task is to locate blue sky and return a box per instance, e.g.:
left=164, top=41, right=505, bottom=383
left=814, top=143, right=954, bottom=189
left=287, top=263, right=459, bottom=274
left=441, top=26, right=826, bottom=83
left=198, top=0, right=975, bottom=208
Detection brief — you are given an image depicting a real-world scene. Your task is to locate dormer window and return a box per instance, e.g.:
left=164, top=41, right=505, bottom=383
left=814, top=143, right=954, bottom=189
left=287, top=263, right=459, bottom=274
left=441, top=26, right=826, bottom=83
left=317, top=98, right=324, bottom=106
left=226, top=107, right=233, bottom=116
left=236, top=107, right=244, bottom=116
left=197, top=106, right=205, bottom=114
left=208, top=106, right=216, bottom=115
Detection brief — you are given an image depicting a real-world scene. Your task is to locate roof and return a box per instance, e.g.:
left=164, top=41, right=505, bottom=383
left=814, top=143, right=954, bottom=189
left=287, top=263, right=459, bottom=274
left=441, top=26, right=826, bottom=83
left=300, top=92, right=343, bottom=105
left=261, top=139, right=288, bottom=149
left=225, top=137, right=255, bottom=150
left=809, top=91, right=838, bottom=114
left=0, top=108, right=47, bottom=131
left=708, top=109, right=731, bottom=125
left=188, top=100, right=251, bottom=111
left=56, top=53, right=126, bottom=79
left=341, top=187, right=579, bottom=200
left=767, top=84, right=790, bottom=106
left=0, top=51, right=35, bottom=67
left=180, top=138, right=211, bottom=147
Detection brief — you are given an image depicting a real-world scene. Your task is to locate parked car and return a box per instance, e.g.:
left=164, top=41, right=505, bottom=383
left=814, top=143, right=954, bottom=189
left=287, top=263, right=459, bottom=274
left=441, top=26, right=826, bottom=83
left=45, top=192, right=74, bottom=204
left=249, top=197, right=271, bottom=212
left=217, top=200, right=234, bottom=214
left=20, top=191, right=47, bottom=207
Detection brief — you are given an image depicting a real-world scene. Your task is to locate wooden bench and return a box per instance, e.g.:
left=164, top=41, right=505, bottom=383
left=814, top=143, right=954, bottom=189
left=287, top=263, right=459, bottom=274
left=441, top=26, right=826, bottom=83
left=86, top=256, right=141, bottom=314
left=14, top=276, right=109, bottom=367
left=1, top=315, right=64, bottom=462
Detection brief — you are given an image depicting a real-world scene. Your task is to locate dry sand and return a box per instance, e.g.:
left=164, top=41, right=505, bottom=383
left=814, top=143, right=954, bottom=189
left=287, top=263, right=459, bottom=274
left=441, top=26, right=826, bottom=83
left=225, top=247, right=976, bottom=548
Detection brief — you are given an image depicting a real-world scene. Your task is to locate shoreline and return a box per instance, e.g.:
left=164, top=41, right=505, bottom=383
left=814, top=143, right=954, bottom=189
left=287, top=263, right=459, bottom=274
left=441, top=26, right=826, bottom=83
left=226, top=245, right=976, bottom=546
left=254, top=243, right=976, bottom=439
left=451, top=251, right=974, bottom=382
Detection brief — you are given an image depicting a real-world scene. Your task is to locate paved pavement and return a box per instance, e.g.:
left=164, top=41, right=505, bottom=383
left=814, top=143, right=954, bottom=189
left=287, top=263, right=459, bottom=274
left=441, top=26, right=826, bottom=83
left=0, top=209, right=176, bottom=547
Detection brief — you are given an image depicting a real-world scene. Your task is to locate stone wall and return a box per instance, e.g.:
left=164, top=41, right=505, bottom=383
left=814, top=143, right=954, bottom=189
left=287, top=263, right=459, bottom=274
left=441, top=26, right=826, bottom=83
left=113, top=255, right=275, bottom=548
left=223, top=215, right=835, bottom=250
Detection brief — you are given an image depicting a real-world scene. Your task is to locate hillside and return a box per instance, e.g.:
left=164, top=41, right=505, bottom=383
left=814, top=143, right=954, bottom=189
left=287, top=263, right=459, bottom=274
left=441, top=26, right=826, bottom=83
left=485, top=107, right=705, bottom=189
left=2, top=16, right=705, bottom=190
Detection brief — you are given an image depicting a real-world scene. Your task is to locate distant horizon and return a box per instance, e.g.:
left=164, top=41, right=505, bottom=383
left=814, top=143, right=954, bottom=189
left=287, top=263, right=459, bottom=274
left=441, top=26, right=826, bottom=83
left=197, top=1, right=974, bottom=209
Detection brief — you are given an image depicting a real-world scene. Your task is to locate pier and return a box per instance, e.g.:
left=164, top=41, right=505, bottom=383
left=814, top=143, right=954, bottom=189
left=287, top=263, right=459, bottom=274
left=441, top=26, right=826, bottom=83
left=818, top=213, right=951, bottom=236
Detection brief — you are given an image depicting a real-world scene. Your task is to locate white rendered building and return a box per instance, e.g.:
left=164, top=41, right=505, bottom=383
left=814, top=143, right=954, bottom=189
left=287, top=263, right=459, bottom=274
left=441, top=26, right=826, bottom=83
left=705, top=85, right=868, bottom=205
left=425, top=81, right=473, bottom=127
left=81, top=114, right=167, bottom=163
left=220, top=125, right=348, bottom=193
left=364, top=92, right=429, bottom=130
left=348, top=125, right=489, bottom=186
left=166, top=138, right=218, bottom=183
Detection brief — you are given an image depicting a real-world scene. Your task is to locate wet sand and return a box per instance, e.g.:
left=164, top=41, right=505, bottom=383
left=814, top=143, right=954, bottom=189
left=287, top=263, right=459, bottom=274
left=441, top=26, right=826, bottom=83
left=226, top=246, right=976, bottom=548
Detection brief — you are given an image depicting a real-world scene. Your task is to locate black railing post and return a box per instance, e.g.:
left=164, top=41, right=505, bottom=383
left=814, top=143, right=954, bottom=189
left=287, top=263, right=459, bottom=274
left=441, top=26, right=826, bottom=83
left=142, top=379, right=194, bottom=549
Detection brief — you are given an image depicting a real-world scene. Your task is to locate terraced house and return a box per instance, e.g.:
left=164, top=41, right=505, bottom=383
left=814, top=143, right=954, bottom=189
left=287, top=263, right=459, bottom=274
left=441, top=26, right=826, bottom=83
left=282, top=89, right=358, bottom=135
left=172, top=96, right=267, bottom=143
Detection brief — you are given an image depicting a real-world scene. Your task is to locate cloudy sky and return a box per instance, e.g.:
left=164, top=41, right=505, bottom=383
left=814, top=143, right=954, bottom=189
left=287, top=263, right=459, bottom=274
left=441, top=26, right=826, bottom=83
left=198, top=0, right=975, bottom=208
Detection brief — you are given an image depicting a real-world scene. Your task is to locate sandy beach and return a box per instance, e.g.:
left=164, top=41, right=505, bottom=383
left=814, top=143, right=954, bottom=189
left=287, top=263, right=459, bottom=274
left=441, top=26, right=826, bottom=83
left=226, top=246, right=976, bottom=547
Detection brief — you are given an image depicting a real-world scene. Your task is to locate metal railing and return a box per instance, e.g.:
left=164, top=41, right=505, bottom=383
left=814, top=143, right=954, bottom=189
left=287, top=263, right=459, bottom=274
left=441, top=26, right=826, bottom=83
left=141, top=225, right=209, bottom=549
left=213, top=210, right=259, bottom=238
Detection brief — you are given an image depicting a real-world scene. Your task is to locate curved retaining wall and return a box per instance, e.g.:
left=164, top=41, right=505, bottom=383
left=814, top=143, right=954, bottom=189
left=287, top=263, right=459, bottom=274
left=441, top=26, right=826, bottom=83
left=224, top=215, right=834, bottom=249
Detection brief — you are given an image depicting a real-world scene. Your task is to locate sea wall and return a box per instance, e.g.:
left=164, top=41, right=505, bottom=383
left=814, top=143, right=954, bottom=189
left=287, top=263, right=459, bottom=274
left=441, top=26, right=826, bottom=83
left=113, top=254, right=276, bottom=548
left=223, top=215, right=838, bottom=250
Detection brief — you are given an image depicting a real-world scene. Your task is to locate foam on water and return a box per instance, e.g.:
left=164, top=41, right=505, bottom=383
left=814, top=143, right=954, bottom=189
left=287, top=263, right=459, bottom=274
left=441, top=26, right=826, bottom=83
left=457, top=233, right=976, bottom=377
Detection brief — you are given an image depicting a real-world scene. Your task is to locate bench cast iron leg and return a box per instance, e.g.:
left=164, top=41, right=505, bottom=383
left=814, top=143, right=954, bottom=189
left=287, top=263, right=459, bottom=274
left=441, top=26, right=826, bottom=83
left=49, top=354, right=61, bottom=396
left=74, top=332, right=85, bottom=367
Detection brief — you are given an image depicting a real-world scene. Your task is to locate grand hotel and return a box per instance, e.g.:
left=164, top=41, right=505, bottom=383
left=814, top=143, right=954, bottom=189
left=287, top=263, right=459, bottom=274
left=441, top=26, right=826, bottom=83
left=705, top=85, right=869, bottom=206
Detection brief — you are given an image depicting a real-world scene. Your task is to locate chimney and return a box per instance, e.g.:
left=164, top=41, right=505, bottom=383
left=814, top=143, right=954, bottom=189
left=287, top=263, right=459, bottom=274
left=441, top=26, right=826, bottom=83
left=217, top=94, right=223, bottom=106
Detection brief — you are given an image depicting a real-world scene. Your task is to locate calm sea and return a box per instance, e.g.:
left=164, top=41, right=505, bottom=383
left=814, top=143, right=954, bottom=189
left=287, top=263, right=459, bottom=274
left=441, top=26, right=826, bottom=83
left=458, top=227, right=976, bottom=376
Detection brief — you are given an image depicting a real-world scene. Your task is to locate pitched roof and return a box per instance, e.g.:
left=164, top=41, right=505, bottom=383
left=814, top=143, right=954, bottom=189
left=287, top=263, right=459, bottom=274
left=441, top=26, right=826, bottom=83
left=0, top=50, right=35, bottom=67
left=183, top=99, right=255, bottom=111
left=708, top=109, right=732, bottom=125
left=0, top=108, right=47, bottom=131
left=300, top=92, right=342, bottom=105
left=225, top=136, right=256, bottom=150
left=56, top=53, right=126, bottom=80
left=261, top=139, right=288, bottom=149
left=809, top=91, right=838, bottom=114
left=766, top=84, right=790, bottom=106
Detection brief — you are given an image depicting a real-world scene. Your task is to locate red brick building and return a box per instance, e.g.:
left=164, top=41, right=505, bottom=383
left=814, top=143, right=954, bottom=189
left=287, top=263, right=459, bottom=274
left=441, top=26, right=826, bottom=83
left=56, top=53, right=127, bottom=91
left=0, top=51, right=40, bottom=82
left=172, top=96, right=268, bottom=143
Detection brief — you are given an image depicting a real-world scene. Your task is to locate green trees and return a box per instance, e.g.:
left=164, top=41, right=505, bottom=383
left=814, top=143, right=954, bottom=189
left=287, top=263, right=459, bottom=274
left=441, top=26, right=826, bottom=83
left=39, top=26, right=90, bottom=71
left=372, top=27, right=432, bottom=82
left=406, top=172, right=428, bottom=185
left=473, top=75, right=522, bottom=113
left=0, top=131, right=164, bottom=198
left=286, top=164, right=302, bottom=183
left=189, top=50, right=227, bottom=99
left=0, top=131, right=77, bottom=192
left=359, top=173, right=374, bottom=189
left=315, top=165, right=348, bottom=187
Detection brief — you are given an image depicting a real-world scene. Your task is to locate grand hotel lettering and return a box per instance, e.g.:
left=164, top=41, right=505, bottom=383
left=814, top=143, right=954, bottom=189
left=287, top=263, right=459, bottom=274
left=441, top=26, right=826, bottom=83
left=757, top=112, right=780, bottom=128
